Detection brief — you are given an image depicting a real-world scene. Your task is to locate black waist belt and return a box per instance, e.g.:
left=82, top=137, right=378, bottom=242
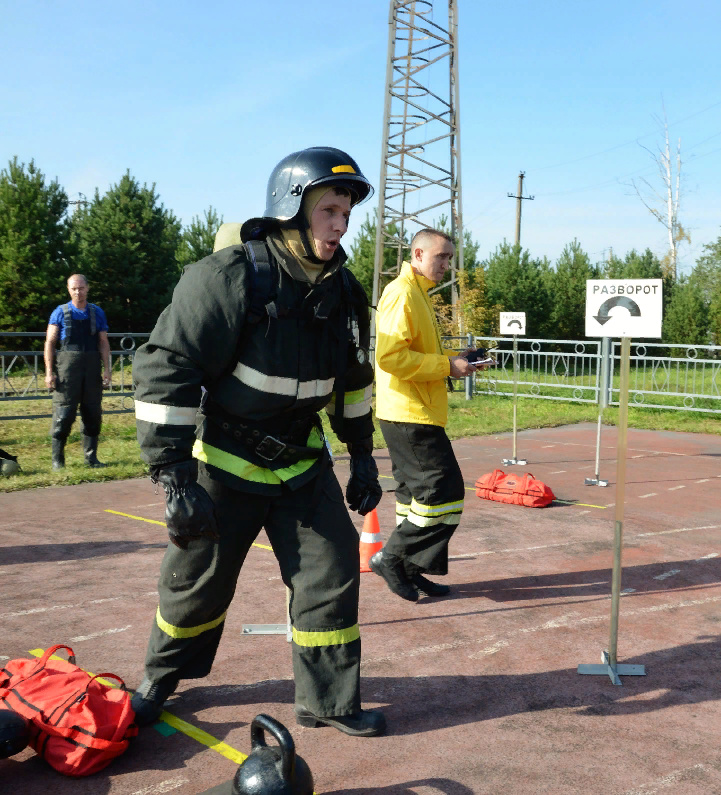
left=207, top=413, right=324, bottom=465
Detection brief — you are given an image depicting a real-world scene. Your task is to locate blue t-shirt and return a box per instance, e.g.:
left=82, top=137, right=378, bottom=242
left=49, top=303, right=109, bottom=342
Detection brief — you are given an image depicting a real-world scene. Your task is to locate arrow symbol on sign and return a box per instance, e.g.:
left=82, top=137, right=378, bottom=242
left=507, top=319, right=522, bottom=329
left=594, top=296, right=641, bottom=326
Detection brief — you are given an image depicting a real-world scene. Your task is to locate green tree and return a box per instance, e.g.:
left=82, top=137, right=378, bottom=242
left=689, top=233, right=721, bottom=345
left=176, top=206, right=223, bottom=271
left=345, top=214, right=407, bottom=301
left=550, top=240, right=598, bottom=340
left=482, top=241, right=553, bottom=338
left=0, top=157, right=71, bottom=333
left=70, top=172, right=182, bottom=331
left=662, top=277, right=709, bottom=345
left=604, top=248, right=664, bottom=279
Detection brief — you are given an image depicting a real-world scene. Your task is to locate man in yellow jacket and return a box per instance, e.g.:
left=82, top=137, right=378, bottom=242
left=372, top=227, right=483, bottom=601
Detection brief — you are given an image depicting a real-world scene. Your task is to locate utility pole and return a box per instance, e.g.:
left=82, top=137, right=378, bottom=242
left=507, top=172, right=534, bottom=246
left=68, top=192, right=88, bottom=215
left=371, top=0, right=463, bottom=344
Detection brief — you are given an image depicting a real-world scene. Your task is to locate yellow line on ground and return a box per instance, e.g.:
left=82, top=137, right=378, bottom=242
left=554, top=499, right=607, bottom=509
left=159, top=712, right=247, bottom=764
left=29, top=649, right=247, bottom=765
left=104, top=510, right=273, bottom=551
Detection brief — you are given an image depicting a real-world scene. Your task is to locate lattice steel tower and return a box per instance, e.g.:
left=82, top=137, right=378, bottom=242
left=371, top=0, right=463, bottom=332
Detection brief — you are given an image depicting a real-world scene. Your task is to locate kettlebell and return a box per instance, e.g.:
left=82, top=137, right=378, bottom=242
left=232, top=714, right=313, bottom=795
left=0, top=709, right=31, bottom=759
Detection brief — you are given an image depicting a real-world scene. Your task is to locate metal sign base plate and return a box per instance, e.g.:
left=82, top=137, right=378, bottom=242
left=242, top=624, right=287, bottom=635
left=584, top=477, right=609, bottom=487
left=502, top=457, right=527, bottom=466
left=577, top=650, right=646, bottom=685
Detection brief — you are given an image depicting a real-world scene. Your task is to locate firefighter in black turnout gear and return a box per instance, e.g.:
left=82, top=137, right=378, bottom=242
left=131, top=147, right=385, bottom=737
left=44, top=274, right=111, bottom=469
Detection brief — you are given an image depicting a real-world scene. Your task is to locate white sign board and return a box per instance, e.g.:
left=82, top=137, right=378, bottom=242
left=500, top=312, right=526, bottom=335
left=585, top=279, right=662, bottom=338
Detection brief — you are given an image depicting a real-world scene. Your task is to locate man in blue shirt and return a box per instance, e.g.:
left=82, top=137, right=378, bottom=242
left=44, top=274, right=111, bottom=469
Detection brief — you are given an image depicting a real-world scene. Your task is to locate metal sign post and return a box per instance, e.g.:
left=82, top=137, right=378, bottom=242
left=579, top=278, right=661, bottom=684
left=499, top=312, right=527, bottom=467
left=578, top=338, right=645, bottom=683
left=502, top=334, right=527, bottom=466
left=585, top=336, right=611, bottom=487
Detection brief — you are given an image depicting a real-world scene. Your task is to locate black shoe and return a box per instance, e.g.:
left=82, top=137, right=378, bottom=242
left=131, top=676, right=178, bottom=726
left=369, top=550, right=418, bottom=602
left=410, top=572, right=451, bottom=597
left=295, top=706, right=386, bottom=737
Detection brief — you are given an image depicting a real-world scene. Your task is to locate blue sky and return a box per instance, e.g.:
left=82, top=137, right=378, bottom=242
left=2, top=0, right=720, bottom=274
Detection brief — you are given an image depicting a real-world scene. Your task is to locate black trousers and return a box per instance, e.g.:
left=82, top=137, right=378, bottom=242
left=51, top=350, right=103, bottom=440
left=379, top=420, right=465, bottom=576
left=143, top=465, right=362, bottom=717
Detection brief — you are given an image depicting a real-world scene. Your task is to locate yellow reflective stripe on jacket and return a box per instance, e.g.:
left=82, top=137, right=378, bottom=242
left=325, top=384, right=373, bottom=418
left=192, top=427, right=323, bottom=484
left=231, top=361, right=334, bottom=400
left=156, top=607, right=227, bottom=639
left=135, top=400, right=198, bottom=425
left=292, top=624, right=361, bottom=647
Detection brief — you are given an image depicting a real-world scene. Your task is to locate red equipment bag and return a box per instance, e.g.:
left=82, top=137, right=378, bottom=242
left=475, top=469, right=555, bottom=508
left=0, top=644, right=138, bottom=776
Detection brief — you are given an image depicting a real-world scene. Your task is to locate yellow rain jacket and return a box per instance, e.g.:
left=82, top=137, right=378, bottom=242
left=375, top=262, right=453, bottom=427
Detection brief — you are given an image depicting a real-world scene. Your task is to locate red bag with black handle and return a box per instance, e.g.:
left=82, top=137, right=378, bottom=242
left=0, top=644, right=137, bottom=776
left=475, top=469, right=555, bottom=508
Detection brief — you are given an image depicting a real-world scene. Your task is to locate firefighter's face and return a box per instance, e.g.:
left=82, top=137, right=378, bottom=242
left=67, top=276, right=89, bottom=306
left=309, top=190, right=351, bottom=261
left=413, top=237, right=454, bottom=284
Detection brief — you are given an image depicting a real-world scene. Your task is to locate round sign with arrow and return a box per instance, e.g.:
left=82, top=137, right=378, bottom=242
left=585, top=279, right=662, bottom=338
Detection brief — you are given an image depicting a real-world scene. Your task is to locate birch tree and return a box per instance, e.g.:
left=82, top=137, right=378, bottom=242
left=631, top=107, right=689, bottom=281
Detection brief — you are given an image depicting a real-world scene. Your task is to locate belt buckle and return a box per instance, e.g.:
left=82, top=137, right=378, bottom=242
left=255, top=434, right=286, bottom=461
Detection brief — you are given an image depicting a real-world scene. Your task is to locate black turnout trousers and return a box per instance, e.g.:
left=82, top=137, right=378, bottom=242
left=379, top=420, right=465, bottom=576
left=143, top=465, right=362, bottom=717
left=51, top=350, right=103, bottom=439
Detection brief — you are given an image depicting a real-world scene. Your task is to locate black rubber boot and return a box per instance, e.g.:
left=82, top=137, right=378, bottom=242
left=83, top=435, right=106, bottom=468
left=295, top=706, right=386, bottom=737
left=369, top=550, right=418, bottom=602
left=409, top=571, right=451, bottom=597
left=131, top=676, right=179, bottom=726
left=51, top=439, right=65, bottom=471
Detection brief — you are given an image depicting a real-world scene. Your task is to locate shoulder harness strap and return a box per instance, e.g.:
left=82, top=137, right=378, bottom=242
left=89, top=304, right=97, bottom=336
left=244, top=240, right=276, bottom=323
left=61, top=303, right=72, bottom=350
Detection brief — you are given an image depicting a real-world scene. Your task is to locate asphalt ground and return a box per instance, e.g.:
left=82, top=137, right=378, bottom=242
left=1, top=422, right=721, bottom=794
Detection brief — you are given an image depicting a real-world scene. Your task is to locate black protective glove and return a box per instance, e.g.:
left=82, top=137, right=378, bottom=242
left=346, top=438, right=382, bottom=516
left=151, top=459, right=219, bottom=550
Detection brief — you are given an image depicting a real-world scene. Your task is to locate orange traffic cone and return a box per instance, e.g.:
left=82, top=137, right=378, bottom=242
left=359, top=509, right=383, bottom=573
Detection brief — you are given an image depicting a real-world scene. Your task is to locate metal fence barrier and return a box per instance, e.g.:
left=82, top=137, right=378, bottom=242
left=2, top=332, right=719, bottom=421
left=1, top=332, right=148, bottom=421
left=443, top=335, right=720, bottom=414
